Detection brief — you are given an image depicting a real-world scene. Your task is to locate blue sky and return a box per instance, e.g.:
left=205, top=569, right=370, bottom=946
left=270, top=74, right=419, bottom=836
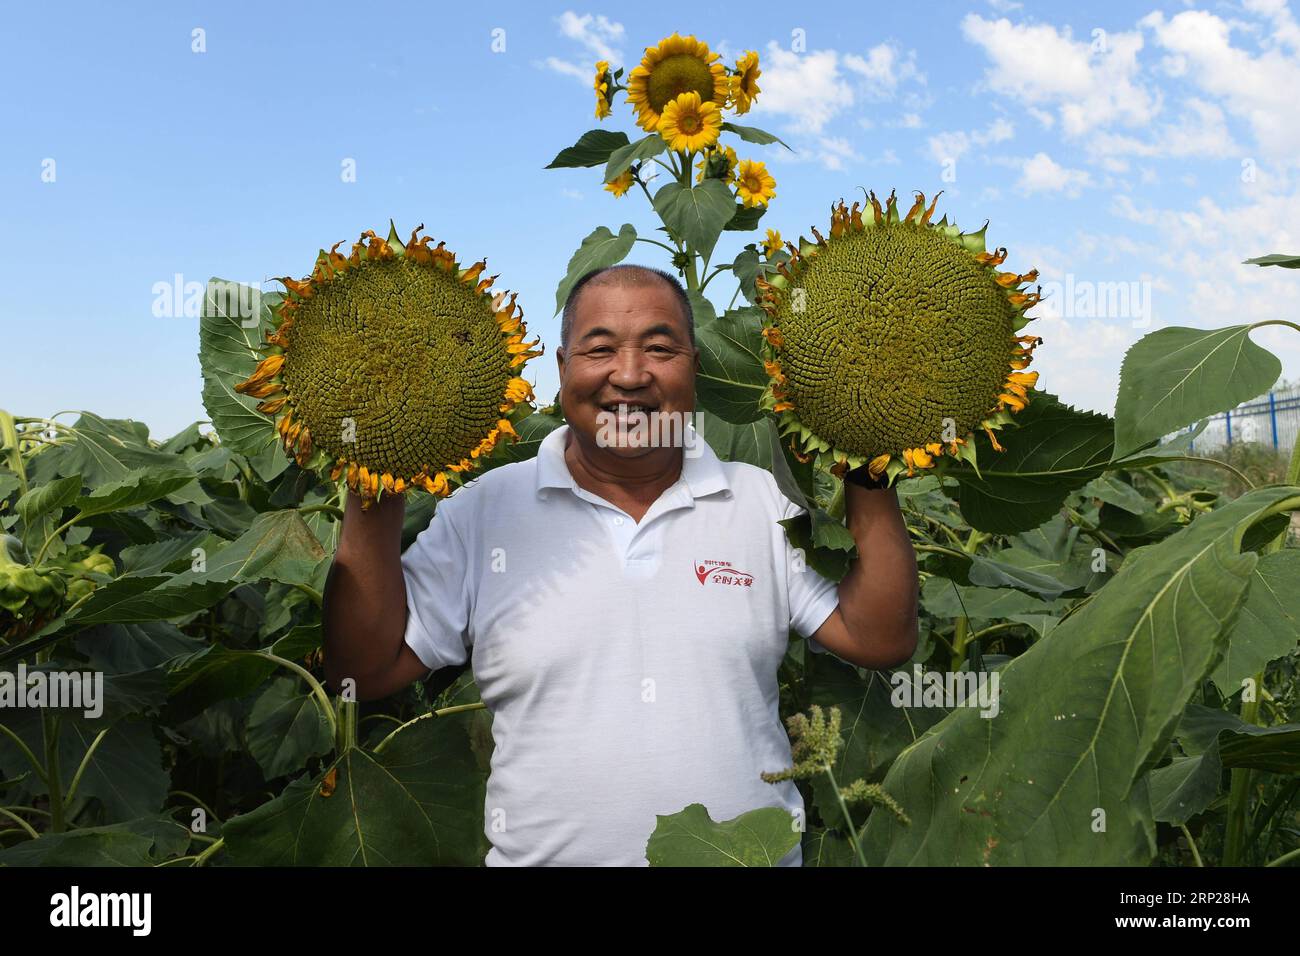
left=3, top=0, right=1299, bottom=440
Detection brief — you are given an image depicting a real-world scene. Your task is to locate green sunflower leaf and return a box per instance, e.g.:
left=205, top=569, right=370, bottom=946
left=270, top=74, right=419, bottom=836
left=222, top=712, right=489, bottom=865
left=553, top=224, right=637, bottom=315
left=721, top=122, right=792, bottom=151
left=645, top=803, right=801, bottom=866
left=199, top=279, right=285, bottom=474
left=652, top=179, right=737, bottom=263
left=1242, top=252, right=1300, bottom=269
left=695, top=306, right=768, bottom=423
left=603, top=132, right=667, bottom=183
left=725, top=203, right=766, bottom=231
left=1113, top=325, right=1282, bottom=458
left=545, top=128, right=630, bottom=169
left=860, top=485, right=1300, bottom=865
left=947, top=393, right=1114, bottom=534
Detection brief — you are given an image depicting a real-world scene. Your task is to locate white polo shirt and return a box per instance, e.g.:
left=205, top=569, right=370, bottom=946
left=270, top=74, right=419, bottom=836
left=400, top=421, right=842, bottom=866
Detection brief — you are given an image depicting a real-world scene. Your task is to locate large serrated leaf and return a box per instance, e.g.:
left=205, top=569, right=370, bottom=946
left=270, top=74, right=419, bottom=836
left=652, top=180, right=736, bottom=262
left=1114, top=326, right=1281, bottom=458
left=222, top=713, right=489, bottom=865
left=545, top=128, right=630, bottom=169
left=861, top=485, right=1300, bottom=865
left=695, top=306, right=768, bottom=423
left=199, top=278, right=282, bottom=463
left=948, top=393, right=1114, bottom=534
left=553, top=224, right=637, bottom=315
left=645, top=803, right=800, bottom=866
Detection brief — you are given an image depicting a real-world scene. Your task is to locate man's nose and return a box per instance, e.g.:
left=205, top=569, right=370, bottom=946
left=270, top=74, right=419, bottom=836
left=608, top=346, right=653, bottom=387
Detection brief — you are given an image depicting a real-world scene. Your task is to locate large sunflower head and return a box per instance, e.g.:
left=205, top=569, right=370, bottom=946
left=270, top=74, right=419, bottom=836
left=756, top=190, right=1043, bottom=484
left=626, top=32, right=730, bottom=133
left=234, top=224, right=542, bottom=508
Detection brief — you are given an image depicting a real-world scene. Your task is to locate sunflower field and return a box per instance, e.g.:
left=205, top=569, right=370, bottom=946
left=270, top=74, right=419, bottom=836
left=1, top=32, right=1299, bottom=868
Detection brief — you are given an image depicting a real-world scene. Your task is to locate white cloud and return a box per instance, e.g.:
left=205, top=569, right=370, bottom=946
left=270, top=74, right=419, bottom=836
left=926, top=117, right=1013, bottom=165
left=1141, top=7, right=1300, bottom=158
left=961, top=14, right=1161, bottom=136
left=750, top=40, right=924, bottom=136
left=544, top=11, right=625, bottom=83
left=544, top=56, right=589, bottom=82
left=1088, top=98, right=1240, bottom=161
left=750, top=45, right=855, bottom=135
left=556, top=11, right=625, bottom=65
left=1018, top=152, right=1092, bottom=196
left=815, top=136, right=860, bottom=171
left=897, top=112, right=923, bottom=128
left=843, top=44, right=925, bottom=98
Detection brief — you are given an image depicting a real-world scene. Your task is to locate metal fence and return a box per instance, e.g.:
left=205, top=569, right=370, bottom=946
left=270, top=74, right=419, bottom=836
left=1178, top=385, right=1300, bottom=454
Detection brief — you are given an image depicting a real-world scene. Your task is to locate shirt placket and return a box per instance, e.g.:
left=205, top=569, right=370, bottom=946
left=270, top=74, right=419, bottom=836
left=576, top=483, right=691, bottom=573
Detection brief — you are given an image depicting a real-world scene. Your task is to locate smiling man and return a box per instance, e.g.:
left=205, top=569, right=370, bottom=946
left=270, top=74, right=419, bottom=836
left=322, top=263, right=918, bottom=866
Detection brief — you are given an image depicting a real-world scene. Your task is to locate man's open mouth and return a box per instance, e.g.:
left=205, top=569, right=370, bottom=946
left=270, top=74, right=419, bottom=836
left=600, top=402, right=658, bottom=413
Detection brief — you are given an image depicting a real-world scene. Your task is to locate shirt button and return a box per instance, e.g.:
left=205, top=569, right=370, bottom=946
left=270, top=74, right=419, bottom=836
left=613, top=515, right=625, bottom=525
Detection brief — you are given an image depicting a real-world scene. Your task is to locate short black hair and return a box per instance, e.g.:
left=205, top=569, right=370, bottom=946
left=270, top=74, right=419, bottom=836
left=560, top=264, right=695, bottom=351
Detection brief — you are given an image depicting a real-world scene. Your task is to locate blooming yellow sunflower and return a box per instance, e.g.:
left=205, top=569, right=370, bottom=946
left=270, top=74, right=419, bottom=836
left=605, top=169, right=635, bottom=197
left=756, top=191, right=1044, bottom=485
left=731, top=51, right=761, bottom=114
left=657, top=91, right=722, bottom=153
left=763, top=228, right=783, bottom=258
left=593, top=60, right=613, bottom=120
left=735, top=159, right=776, bottom=207
left=234, top=224, right=541, bottom=508
left=694, top=143, right=739, bottom=184
left=626, top=32, right=731, bottom=133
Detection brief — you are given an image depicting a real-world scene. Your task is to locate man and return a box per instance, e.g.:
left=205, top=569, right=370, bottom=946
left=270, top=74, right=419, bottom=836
left=322, top=264, right=918, bottom=866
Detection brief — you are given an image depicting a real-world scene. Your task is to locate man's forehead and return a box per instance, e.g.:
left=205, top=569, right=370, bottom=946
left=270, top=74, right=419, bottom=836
left=572, top=284, right=686, bottom=332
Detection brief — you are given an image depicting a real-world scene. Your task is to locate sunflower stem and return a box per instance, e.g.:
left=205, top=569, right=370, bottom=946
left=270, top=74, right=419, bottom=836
left=1223, top=669, right=1264, bottom=866
left=0, top=410, right=29, bottom=499
left=949, top=529, right=987, bottom=671
left=634, top=237, right=677, bottom=255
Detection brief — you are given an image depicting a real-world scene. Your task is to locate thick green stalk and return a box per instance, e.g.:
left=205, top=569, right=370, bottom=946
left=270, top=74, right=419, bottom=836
left=1222, top=672, right=1262, bottom=866
left=0, top=410, right=28, bottom=498
left=949, top=529, right=987, bottom=670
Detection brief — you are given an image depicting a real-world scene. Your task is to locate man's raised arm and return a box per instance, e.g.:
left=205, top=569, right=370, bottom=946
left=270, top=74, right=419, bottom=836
left=322, top=491, right=432, bottom=700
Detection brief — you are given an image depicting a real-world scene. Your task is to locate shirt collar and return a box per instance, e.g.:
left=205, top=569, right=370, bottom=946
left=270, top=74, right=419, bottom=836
left=535, top=422, right=730, bottom=501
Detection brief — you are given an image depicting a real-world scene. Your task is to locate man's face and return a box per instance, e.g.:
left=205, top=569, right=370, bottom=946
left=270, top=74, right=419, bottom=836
left=557, top=279, right=700, bottom=458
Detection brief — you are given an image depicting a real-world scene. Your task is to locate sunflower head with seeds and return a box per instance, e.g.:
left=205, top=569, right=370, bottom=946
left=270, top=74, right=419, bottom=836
left=756, top=190, right=1043, bottom=485
left=234, top=224, right=542, bottom=509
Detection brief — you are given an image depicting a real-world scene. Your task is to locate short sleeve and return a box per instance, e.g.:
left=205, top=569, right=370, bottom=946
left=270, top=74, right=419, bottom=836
left=780, top=496, right=840, bottom=653
left=400, top=499, right=473, bottom=672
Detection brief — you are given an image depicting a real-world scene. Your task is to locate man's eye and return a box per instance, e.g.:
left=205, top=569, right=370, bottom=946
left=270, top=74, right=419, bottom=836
left=648, top=345, right=672, bottom=353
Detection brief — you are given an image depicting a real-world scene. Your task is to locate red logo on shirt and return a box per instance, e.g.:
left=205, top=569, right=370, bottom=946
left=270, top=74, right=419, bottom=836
left=694, top=559, right=754, bottom=587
